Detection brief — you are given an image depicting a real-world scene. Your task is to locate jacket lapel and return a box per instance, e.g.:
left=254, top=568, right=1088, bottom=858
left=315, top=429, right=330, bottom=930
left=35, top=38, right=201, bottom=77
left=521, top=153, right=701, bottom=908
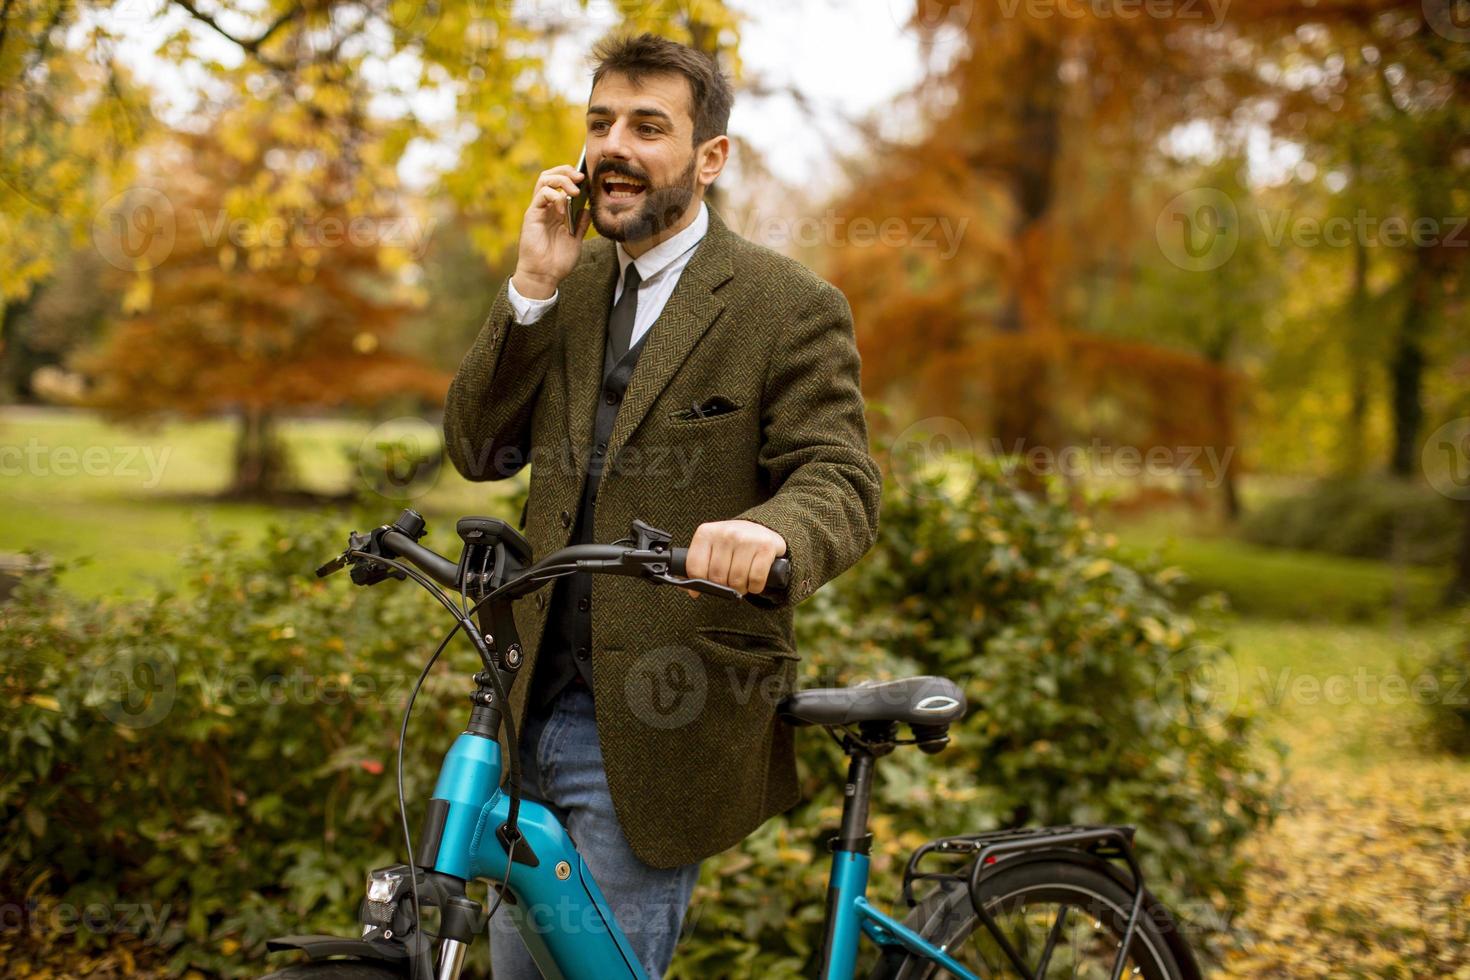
left=561, top=242, right=619, bottom=475
left=606, top=207, right=735, bottom=464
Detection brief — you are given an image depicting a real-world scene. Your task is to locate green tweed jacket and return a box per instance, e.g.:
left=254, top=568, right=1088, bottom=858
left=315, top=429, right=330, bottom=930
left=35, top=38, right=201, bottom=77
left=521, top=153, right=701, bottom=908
left=442, top=205, right=882, bottom=869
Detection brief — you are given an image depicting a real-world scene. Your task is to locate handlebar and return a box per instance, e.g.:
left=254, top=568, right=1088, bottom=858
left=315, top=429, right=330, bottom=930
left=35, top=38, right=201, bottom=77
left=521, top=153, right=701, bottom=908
left=380, top=529, right=460, bottom=590
left=321, top=513, right=790, bottom=605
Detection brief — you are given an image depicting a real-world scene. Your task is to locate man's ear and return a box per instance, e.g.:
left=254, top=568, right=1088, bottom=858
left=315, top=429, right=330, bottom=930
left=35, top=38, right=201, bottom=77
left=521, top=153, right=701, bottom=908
left=696, top=134, right=730, bottom=189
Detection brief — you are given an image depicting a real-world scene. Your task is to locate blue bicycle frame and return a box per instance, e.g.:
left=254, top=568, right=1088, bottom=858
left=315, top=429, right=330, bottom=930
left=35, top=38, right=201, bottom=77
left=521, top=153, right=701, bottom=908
left=421, top=722, right=975, bottom=980
left=424, top=729, right=645, bottom=978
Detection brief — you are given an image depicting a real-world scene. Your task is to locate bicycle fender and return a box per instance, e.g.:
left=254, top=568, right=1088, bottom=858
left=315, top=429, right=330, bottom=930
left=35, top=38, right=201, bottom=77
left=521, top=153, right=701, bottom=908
left=266, top=934, right=409, bottom=964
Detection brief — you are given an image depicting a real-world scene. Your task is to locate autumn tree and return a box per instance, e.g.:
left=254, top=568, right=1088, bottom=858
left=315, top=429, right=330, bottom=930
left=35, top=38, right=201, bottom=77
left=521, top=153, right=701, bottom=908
left=826, top=0, right=1453, bottom=518
left=826, top=1, right=1255, bottom=509
left=0, top=0, right=150, bottom=358
left=79, top=127, right=447, bottom=497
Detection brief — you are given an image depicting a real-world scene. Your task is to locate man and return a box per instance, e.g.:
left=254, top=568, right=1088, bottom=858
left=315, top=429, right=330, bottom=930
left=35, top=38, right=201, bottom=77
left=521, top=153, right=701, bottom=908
left=443, top=33, right=881, bottom=978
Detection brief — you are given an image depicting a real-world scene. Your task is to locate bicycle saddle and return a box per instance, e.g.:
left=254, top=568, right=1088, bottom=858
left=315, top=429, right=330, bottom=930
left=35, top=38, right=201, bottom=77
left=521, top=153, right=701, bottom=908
left=778, top=676, right=967, bottom=727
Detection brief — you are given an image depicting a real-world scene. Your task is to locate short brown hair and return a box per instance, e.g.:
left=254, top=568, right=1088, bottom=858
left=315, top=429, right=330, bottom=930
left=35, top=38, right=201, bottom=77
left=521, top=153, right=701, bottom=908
left=590, top=33, right=733, bottom=146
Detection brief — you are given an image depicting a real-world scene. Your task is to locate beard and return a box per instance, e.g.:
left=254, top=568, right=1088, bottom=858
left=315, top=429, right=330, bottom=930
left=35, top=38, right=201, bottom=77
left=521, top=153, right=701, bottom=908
left=591, top=154, right=699, bottom=244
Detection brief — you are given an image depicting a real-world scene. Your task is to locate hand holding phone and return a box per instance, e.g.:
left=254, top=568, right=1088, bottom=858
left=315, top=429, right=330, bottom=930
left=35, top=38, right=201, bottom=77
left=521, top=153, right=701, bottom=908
left=512, top=148, right=591, bottom=300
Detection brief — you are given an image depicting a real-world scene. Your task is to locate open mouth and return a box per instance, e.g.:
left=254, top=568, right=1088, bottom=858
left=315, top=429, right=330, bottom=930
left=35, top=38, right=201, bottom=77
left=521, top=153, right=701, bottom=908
left=601, top=173, right=647, bottom=201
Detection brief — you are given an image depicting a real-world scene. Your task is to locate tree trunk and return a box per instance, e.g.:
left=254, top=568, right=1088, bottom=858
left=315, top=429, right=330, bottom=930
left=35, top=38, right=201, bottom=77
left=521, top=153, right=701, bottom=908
left=1343, top=230, right=1371, bottom=475
left=1203, top=319, right=1241, bottom=522
left=1389, top=246, right=1433, bottom=477
left=996, top=31, right=1061, bottom=336
left=1451, top=499, right=1470, bottom=606
left=0, top=290, right=38, bottom=401
left=231, top=406, right=285, bottom=497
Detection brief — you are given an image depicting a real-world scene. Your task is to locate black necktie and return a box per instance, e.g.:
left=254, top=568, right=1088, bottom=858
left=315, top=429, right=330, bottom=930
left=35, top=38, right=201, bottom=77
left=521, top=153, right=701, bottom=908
left=608, top=263, right=642, bottom=362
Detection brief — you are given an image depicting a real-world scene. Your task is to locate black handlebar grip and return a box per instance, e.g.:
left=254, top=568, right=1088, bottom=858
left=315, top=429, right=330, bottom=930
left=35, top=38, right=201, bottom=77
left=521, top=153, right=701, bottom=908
left=669, top=548, right=791, bottom=597
left=380, top=530, right=461, bottom=590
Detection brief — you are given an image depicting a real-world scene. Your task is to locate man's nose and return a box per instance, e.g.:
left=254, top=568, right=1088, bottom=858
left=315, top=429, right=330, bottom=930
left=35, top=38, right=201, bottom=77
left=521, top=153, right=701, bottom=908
left=601, top=119, right=633, bottom=159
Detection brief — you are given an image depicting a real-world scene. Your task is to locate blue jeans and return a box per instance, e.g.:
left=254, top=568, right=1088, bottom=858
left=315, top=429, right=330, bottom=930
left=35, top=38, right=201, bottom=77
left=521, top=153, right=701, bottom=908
left=488, top=684, right=702, bottom=978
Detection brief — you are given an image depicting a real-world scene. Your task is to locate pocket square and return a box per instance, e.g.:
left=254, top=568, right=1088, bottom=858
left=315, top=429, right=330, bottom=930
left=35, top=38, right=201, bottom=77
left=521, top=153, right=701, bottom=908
left=671, top=396, right=742, bottom=421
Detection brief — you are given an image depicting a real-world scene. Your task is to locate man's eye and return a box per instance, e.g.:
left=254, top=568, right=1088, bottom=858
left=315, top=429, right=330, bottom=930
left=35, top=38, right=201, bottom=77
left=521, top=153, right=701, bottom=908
left=638, top=125, right=660, bottom=136
left=588, top=120, right=610, bottom=134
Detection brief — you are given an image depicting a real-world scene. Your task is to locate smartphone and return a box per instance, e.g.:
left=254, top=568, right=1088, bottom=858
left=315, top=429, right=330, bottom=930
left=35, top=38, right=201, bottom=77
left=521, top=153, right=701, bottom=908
left=566, top=146, right=589, bottom=236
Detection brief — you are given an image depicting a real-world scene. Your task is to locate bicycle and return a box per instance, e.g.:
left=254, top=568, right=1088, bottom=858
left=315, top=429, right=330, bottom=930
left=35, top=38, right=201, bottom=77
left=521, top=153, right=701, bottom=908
left=262, top=509, right=1202, bottom=979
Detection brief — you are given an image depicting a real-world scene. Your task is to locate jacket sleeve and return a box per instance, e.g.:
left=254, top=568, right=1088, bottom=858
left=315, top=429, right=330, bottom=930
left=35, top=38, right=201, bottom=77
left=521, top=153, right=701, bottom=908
left=443, top=279, right=560, bottom=482
left=736, top=282, right=883, bottom=605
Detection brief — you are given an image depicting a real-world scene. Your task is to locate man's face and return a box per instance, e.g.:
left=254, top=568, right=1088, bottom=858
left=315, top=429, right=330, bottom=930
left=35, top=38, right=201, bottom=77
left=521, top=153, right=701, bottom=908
left=585, top=71, right=704, bottom=244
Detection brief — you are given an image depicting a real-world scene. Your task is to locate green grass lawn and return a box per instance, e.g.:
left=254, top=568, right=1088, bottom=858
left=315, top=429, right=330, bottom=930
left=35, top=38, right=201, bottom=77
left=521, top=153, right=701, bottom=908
left=0, top=407, right=520, bottom=596
left=1226, top=616, right=1462, bottom=768
left=1108, top=507, right=1450, bottom=622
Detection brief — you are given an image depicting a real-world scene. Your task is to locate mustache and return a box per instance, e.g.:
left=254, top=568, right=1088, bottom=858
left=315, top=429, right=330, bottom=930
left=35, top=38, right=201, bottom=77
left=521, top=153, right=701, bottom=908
left=593, top=160, right=651, bottom=184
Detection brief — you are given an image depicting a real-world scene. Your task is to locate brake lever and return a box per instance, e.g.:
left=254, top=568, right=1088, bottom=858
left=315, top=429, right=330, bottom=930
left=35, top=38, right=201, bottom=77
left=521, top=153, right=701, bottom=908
left=642, top=564, right=743, bottom=601
left=315, top=553, right=349, bottom=578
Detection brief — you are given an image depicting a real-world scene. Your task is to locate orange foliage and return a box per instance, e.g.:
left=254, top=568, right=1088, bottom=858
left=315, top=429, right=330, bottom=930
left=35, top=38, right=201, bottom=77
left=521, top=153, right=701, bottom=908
left=78, top=128, right=447, bottom=422
left=824, top=1, right=1402, bottom=465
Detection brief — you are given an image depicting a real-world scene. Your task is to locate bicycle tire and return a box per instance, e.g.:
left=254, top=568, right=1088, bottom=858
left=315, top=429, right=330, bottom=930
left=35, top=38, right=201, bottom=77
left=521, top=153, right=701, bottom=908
left=871, top=853, right=1200, bottom=980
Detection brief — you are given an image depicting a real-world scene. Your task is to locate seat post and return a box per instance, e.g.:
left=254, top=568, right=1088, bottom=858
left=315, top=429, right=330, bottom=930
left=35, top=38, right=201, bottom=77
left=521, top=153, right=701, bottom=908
left=833, top=720, right=896, bottom=853
left=834, top=751, right=874, bottom=852
left=814, top=722, right=897, bottom=979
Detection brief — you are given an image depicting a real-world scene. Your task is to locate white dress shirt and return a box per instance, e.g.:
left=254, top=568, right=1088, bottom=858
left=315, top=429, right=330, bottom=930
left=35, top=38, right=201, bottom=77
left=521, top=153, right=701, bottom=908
left=506, top=202, right=709, bottom=347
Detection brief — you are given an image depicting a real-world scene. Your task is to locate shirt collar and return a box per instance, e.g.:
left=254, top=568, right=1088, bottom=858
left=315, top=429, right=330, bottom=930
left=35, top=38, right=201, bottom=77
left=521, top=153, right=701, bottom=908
left=615, top=201, right=709, bottom=287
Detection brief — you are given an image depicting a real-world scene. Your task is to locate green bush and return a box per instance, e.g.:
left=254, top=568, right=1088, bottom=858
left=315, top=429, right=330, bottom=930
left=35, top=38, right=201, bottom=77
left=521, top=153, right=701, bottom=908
left=1421, top=616, right=1470, bottom=755
left=672, top=455, right=1278, bottom=977
left=1, top=518, right=474, bottom=976
left=4, top=459, right=1276, bottom=977
left=1239, top=477, right=1460, bottom=566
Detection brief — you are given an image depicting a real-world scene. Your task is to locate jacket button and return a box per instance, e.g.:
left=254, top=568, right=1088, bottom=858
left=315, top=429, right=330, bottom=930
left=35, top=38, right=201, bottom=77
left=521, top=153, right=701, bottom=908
left=605, top=391, right=620, bottom=406
left=560, top=509, right=572, bottom=528
left=577, top=597, right=590, bottom=612
left=575, top=646, right=590, bottom=661
left=593, top=442, right=606, bottom=458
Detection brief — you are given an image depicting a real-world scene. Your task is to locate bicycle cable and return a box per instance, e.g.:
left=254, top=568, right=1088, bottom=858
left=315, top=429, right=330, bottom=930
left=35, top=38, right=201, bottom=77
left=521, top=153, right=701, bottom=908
left=346, top=548, right=530, bottom=975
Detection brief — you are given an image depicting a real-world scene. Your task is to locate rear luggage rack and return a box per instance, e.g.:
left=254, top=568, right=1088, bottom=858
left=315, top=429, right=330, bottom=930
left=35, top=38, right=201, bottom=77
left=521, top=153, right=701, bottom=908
left=902, top=825, right=1146, bottom=980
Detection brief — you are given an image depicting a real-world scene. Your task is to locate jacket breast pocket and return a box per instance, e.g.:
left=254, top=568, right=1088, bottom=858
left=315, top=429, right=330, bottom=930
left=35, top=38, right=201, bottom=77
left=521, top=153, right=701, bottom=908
left=669, top=395, right=745, bottom=424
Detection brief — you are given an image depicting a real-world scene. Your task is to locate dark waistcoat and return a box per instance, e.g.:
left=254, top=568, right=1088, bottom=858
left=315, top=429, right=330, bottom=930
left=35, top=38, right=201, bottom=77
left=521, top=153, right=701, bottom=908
left=532, top=322, right=648, bottom=707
